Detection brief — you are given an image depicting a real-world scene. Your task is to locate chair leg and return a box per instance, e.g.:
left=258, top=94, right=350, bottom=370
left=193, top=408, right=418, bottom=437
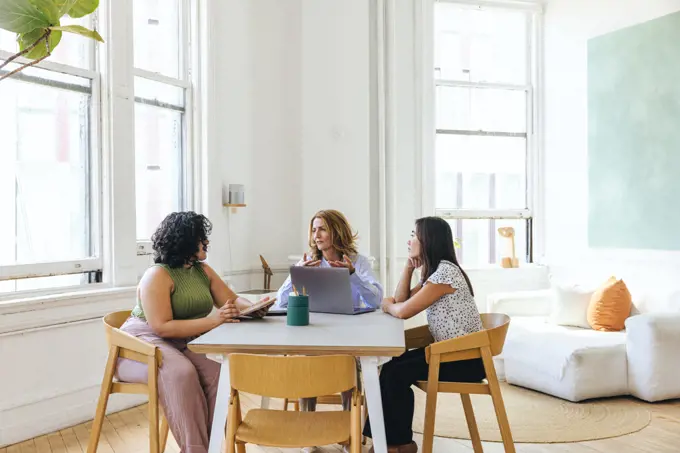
left=460, top=394, right=483, bottom=453
left=225, top=392, right=240, bottom=453
left=283, top=398, right=289, bottom=411
left=350, top=390, right=361, bottom=453
left=148, top=351, right=161, bottom=453
left=481, top=347, right=515, bottom=453
left=293, top=400, right=300, bottom=411
left=421, top=354, right=441, bottom=453
left=159, top=412, right=169, bottom=453
left=361, top=394, right=368, bottom=445
left=87, top=345, right=119, bottom=453
left=235, top=397, right=245, bottom=453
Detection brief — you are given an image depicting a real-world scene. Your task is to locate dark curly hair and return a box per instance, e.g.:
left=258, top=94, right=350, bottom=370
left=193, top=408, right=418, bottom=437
left=151, top=211, right=213, bottom=268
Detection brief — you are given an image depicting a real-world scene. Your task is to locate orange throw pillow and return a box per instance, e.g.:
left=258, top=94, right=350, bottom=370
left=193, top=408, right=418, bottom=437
left=587, top=277, right=632, bottom=331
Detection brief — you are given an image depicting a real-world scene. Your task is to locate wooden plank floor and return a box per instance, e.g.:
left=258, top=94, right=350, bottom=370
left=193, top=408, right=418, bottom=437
left=4, top=394, right=680, bottom=453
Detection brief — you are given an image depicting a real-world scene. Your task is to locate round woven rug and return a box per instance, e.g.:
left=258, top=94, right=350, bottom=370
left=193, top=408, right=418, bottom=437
left=412, top=383, right=651, bottom=443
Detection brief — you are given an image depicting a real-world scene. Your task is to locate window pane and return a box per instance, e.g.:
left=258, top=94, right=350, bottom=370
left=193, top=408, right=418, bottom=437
left=0, top=274, right=85, bottom=294
left=135, top=77, right=184, bottom=108
left=0, top=76, right=92, bottom=267
left=134, top=0, right=181, bottom=78
left=446, top=218, right=528, bottom=267
left=436, top=86, right=526, bottom=133
left=134, top=103, right=183, bottom=240
left=434, top=4, right=528, bottom=84
left=0, top=16, right=92, bottom=69
left=435, top=134, right=526, bottom=209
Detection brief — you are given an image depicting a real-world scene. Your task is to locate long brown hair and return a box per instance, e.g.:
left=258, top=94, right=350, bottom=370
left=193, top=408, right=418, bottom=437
left=415, top=216, right=474, bottom=296
left=308, top=210, right=358, bottom=261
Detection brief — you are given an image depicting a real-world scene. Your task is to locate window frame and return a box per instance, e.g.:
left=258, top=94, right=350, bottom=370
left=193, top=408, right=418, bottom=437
left=0, top=0, right=203, bottom=298
left=134, top=0, right=195, bottom=252
left=0, top=14, right=104, bottom=291
left=428, top=0, right=542, bottom=266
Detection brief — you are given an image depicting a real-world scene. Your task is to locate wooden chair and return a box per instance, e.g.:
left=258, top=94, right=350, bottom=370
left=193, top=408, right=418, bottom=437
left=410, top=314, right=515, bottom=453
left=225, top=354, right=362, bottom=452
left=87, top=311, right=169, bottom=453
left=283, top=392, right=368, bottom=444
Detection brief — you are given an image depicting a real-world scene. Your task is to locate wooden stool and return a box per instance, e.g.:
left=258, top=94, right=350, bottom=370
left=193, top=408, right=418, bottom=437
left=87, top=311, right=169, bottom=453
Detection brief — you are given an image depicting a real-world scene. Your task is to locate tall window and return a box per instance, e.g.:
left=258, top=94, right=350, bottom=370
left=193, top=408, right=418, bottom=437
left=0, top=18, right=101, bottom=294
left=433, top=1, right=538, bottom=267
left=133, top=0, right=192, bottom=247
left=0, top=0, right=199, bottom=296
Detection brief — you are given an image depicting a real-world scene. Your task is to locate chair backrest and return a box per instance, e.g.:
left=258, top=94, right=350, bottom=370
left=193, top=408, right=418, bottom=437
left=480, top=313, right=510, bottom=357
left=105, top=310, right=132, bottom=330
left=229, top=354, right=356, bottom=399
left=103, top=310, right=134, bottom=348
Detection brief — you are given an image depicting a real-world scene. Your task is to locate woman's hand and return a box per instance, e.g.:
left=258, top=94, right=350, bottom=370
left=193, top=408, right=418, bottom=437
left=329, top=255, right=355, bottom=274
left=248, top=296, right=272, bottom=319
left=406, top=257, right=422, bottom=271
left=381, top=296, right=396, bottom=314
left=299, top=253, right=321, bottom=267
left=210, top=300, right=241, bottom=325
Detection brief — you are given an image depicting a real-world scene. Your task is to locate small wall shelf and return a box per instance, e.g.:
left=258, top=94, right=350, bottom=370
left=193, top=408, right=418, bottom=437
left=224, top=203, right=246, bottom=214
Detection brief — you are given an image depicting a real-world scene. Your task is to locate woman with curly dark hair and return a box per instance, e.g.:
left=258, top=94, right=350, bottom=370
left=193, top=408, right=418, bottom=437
left=116, top=211, right=271, bottom=453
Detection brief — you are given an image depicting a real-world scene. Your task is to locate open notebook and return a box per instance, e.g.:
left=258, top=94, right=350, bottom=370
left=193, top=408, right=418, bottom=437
left=238, top=297, right=277, bottom=318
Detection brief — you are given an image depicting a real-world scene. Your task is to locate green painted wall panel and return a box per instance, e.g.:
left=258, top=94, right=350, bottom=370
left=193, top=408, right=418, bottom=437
left=588, top=11, right=680, bottom=250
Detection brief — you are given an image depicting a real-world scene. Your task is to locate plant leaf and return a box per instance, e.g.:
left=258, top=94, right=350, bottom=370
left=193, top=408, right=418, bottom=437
left=18, top=27, right=61, bottom=59
left=50, top=24, right=103, bottom=42
left=53, top=0, right=77, bottom=16
left=0, top=0, right=52, bottom=33
left=28, top=0, right=60, bottom=23
left=66, top=0, right=98, bottom=18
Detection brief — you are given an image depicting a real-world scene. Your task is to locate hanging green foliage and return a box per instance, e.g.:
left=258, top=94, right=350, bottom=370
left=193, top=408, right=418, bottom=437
left=0, top=0, right=103, bottom=80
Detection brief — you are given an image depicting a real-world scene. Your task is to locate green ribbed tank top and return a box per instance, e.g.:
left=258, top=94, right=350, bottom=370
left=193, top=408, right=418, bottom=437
left=132, top=263, right=214, bottom=320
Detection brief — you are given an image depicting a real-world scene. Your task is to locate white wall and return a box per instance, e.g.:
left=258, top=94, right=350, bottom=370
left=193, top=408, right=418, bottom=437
left=300, top=0, right=374, bottom=256
left=0, top=321, right=146, bottom=447
left=543, top=0, right=680, bottom=274
left=0, top=290, right=145, bottom=446
left=215, top=0, right=377, bottom=277
left=210, top=0, right=303, bottom=281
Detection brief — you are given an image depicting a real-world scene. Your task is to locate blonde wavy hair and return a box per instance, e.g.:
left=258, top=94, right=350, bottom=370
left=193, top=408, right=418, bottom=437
left=308, top=210, right=358, bottom=261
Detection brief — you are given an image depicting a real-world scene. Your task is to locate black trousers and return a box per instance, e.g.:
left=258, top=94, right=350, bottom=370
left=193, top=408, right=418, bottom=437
left=363, top=347, right=486, bottom=446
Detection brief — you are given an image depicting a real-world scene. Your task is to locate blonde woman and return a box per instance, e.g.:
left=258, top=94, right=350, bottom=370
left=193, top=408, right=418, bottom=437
left=276, top=209, right=383, bottom=453
left=277, top=209, right=383, bottom=310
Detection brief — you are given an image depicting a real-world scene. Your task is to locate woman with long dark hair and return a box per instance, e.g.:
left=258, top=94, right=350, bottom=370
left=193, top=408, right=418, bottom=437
left=363, top=216, right=485, bottom=453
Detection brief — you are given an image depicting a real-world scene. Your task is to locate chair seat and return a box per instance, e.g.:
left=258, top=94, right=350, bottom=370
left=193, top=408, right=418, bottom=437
left=236, top=409, right=351, bottom=447
left=415, top=379, right=490, bottom=395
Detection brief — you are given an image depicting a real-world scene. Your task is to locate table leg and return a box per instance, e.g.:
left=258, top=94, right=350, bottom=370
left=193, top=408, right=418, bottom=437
left=260, top=396, right=271, bottom=409
left=360, top=356, right=387, bottom=453
left=208, top=357, right=231, bottom=453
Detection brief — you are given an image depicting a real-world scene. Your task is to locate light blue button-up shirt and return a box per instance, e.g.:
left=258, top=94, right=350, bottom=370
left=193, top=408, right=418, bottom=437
left=276, top=254, right=383, bottom=309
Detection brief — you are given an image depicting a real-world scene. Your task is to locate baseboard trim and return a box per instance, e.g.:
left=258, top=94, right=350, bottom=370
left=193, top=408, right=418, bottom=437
left=0, top=385, right=147, bottom=447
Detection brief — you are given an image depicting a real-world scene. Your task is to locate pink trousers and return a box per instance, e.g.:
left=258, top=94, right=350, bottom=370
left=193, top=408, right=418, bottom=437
left=116, top=317, right=220, bottom=453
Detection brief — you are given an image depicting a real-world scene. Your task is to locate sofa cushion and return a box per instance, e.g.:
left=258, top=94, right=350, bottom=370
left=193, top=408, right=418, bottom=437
left=626, top=313, right=680, bottom=402
left=500, top=317, right=628, bottom=401
left=549, top=284, right=593, bottom=329
left=631, top=287, right=680, bottom=314
left=587, top=277, right=632, bottom=331
left=503, top=317, right=627, bottom=381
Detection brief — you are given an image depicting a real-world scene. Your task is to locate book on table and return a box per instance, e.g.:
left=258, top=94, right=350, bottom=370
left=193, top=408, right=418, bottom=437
left=238, top=297, right=277, bottom=317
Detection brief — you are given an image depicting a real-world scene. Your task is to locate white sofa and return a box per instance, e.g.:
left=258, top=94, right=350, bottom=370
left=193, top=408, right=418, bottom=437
left=488, top=288, right=680, bottom=402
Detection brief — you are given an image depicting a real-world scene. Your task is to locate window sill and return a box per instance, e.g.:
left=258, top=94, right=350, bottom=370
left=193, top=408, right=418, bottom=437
left=0, top=286, right=136, bottom=335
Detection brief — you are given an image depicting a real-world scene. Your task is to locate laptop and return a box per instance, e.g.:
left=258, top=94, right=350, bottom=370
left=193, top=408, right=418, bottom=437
left=289, top=266, right=376, bottom=315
